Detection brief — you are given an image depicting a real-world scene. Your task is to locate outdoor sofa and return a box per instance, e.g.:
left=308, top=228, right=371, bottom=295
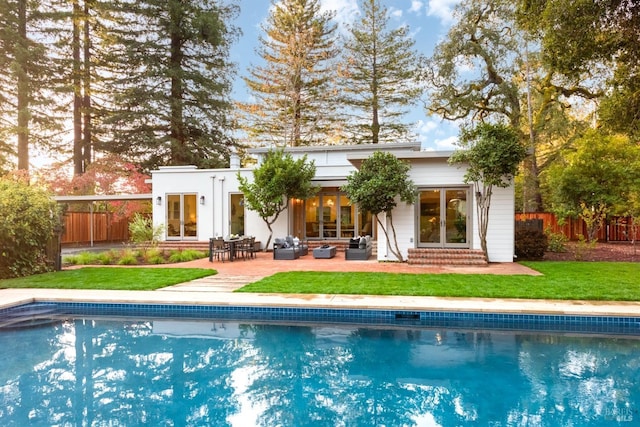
left=345, top=235, right=372, bottom=260
left=273, top=236, right=308, bottom=260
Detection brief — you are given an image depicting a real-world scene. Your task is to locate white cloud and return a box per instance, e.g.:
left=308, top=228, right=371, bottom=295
left=426, top=0, right=461, bottom=25
left=320, top=0, right=360, bottom=32
left=434, top=135, right=458, bottom=150
left=409, top=0, right=424, bottom=14
left=389, top=7, right=403, bottom=19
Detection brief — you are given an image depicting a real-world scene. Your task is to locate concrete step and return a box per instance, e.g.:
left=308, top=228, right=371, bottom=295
left=407, top=248, right=488, bottom=266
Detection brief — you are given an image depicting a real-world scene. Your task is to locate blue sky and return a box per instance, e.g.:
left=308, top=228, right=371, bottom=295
left=230, top=0, right=462, bottom=151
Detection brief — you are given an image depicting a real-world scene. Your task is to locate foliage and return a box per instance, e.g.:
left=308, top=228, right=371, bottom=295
left=117, top=250, right=138, bottom=265
left=129, top=213, right=163, bottom=253
left=425, top=0, right=599, bottom=212
left=341, top=151, right=416, bottom=261
left=35, top=155, right=152, bottom=220
left=517, top=0, right=640, bottom=138
left=239, top=0, right=338, bottom=147
left=337, top=0, right=423, bottom=144
left=168, top=249, right=206, bottom=263
left=0, top=173, right=63, bottom=279
left=579, top=202, right=608, bottom=243
left=450, top=123, right=526, bottom=259
left=99, top=0, right=240, bottom=170
left=0, top=0, right=63, bottom=171
left=238, top=149, right=318, bottom=249
left=515, top=229, right=547, bottom=260
left=545, top=131, right=640, bottom=227
left=62, top=248, right=205, bottom=266
left=545, top=227, right=567, bottom=253
left=0, top=267, right=215, bottom=290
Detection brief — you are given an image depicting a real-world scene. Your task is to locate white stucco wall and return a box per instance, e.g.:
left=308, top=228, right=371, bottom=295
left=150, top=144, right=516, bottom=262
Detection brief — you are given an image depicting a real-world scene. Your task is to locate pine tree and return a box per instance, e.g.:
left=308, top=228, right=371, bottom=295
left=0, top=0, right=63, bottom=171
left=338, top=0, right=423, bottom=144
left=240, top=0, right=338, bottom=147
left=99, top=0, right=240, bottom=170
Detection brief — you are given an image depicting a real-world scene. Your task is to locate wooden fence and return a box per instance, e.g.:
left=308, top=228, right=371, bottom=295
left=515, top=212, right=640, bottom=242
left=61, top=212, right=130, bottom=244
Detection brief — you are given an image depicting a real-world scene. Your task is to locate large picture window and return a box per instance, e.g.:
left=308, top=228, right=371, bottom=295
left=304, top=192, right=373, bottom=240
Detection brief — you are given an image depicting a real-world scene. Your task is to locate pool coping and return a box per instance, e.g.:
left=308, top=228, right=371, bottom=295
left=2, top=288, right=640, bottom=317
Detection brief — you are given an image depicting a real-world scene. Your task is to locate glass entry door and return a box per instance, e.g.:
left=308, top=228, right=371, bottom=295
left=418, top=188, right=469, bottom=248
left=166, top=194, right=197, bottom=240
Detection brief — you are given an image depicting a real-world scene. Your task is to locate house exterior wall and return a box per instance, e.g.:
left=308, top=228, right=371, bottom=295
left=150, top=144, right=516, bottom=262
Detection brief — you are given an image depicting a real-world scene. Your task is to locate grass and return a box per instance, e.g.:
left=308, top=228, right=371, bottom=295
left=0, top=267, right=216, bottom=291
left=2, top=261, right=639, bottom=301
left=237, top=261, right=640, bottom=301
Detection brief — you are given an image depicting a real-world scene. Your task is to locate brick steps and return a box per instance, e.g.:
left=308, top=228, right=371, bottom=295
left=407, top=248, right=488, bottom=266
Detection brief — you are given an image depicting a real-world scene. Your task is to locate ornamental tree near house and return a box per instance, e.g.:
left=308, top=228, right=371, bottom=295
left=238, top=149, right=318, bottom=250
left=449, top=123, right=526, bottom=259
left=342, top=151, right=416, bottom=262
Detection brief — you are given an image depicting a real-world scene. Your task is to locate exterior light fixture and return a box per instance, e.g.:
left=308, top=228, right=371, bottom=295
left=156, top=196, right=162, bottom=206
left=200, top=195, right=205, bottom=205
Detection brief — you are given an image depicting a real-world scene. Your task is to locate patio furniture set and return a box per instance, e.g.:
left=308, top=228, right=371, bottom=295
left=209, top=236, right=257, bottom=262
left=272, top=235, right=372, bottom=261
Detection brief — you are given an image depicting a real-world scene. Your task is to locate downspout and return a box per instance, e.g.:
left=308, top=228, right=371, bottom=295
left=219, top=177, right=226, bottom=237
left=210, top=175, right=216, bottom=236
left=89, top=202, right=94, bottom=247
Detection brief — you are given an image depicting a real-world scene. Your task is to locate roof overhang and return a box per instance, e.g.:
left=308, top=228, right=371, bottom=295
left=346, top=150, right=454, bottom=168
left=53, top=194, right=153, bottom=203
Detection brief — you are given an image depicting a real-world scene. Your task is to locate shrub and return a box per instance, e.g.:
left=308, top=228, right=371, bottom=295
left=129, top=213, right=163, bottom=253
left=545, top=227, right=568, bottom=253
left=117, top=250, right=138, bottom=265
left=0, top=174, right=63, bottom=279
left=168, top=249, right=206, bottom=263
left=515, top=229, right=548, bottom=260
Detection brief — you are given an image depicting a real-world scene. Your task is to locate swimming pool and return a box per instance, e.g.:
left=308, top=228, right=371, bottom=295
left=0, top=302, right=639, bottom=426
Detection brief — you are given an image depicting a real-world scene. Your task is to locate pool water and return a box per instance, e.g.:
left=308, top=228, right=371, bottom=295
left=0, top=317, right=638, bottom=426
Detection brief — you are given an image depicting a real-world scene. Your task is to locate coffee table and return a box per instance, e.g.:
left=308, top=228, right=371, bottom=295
left=313, top=245, right=337, bottom=259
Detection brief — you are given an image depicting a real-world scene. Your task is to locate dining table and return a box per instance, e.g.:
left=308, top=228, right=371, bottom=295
left=209, top=237, right=242, bottom=262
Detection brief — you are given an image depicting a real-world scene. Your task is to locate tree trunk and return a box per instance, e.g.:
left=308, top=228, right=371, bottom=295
left=82, top=0, right=92, bottom=168
left=16, top=0, right=29, bottom=171
left=375, top=213, right=404, bottom=262
left=72, top=0, right=83, bottom=175
left=169, top=1, right=185, bottom=164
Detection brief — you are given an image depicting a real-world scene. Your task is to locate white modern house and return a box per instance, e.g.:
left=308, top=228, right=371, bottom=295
left=150, top=142, right=516, bottom=262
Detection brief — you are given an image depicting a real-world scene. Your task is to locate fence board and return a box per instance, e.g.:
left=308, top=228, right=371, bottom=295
left=61, top=212, right=130, bottom=244
left=515, top=213, right=640, bottom=242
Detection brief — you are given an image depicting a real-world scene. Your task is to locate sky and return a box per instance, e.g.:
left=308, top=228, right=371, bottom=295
left=230, top=0, right=462, bottom=151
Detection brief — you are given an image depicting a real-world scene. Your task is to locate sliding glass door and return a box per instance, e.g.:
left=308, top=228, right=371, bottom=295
left=166, top=193, right=197, bottom=240
left=418, top=188, right=469, bottom=248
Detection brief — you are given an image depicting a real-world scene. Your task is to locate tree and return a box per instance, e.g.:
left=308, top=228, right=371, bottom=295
left=517, top=0, right=640, bottom=138
left=0, top=172, right=62, bottom=278
left=341, top=151, right=416, bottom=262
left=240, top=0, right=338, bottom=147
left=545, top=130, right=640, bottom=241
left=337, top=0, right=423, bottom=144
left=449, top=123, right=526, bottom=259
left=100, top=0, right=240, bottom=170
left=237, top=149, right=318, bottom=249
left=425, top=0, right=599, bottom=211
left=0, top=0, right=63, bottom=172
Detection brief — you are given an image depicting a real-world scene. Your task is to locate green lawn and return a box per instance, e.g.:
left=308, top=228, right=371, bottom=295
left=2, top=262, right=639, bottom=301
left=0, top=267, right=215, bottom=291
left=237, top=262, right=640, bottom=301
